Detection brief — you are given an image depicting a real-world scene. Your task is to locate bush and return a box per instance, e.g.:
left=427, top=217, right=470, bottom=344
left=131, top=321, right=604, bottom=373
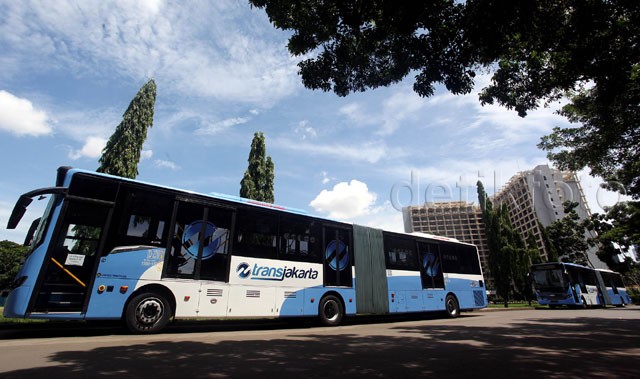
left=0, top=240, right=28, bottom=290
left=628, top=287, right=640, bottom=305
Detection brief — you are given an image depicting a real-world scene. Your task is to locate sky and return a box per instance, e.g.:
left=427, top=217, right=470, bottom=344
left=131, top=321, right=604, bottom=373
left=0, top=0, right=627, bottom=244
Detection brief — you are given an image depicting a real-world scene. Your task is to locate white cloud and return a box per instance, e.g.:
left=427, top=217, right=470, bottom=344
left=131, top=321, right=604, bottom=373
left=349, top=201, right=405, bottom=233
left=68, top=136, right=107, bottom=160
left=195, top=117, right=250, bottom=136
left=141, top=149, right=153, bottom=160
left=294, top=120, right=317, bottom=140
left=0, top=90, right=52, bottom=136
left=0, top=2, right=299, bottom=105
left=309, top=180, right=377, bottom=219
left=273, top=138, right=395, bottom=164
left=155, top=159, right=180, bottom=171
left=338, top=87, right=429, bottom=136
left=321, top=171, right=332, bottom=184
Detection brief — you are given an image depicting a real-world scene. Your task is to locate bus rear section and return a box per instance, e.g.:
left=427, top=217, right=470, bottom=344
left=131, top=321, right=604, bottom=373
left=596, top=269, right=633, bottom=307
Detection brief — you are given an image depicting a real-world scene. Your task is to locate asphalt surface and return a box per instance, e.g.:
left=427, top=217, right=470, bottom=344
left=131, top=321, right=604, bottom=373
left=0, top=306, right=638, bottom=378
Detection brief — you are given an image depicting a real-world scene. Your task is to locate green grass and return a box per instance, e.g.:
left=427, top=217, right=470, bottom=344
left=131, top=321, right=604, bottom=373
left=0, top=307, right=46, bottom=324
left=487, top=302, right=538, bottom=309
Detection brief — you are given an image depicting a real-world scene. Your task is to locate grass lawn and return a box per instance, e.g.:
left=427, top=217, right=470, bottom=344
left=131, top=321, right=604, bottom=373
left=487, top=302, right=538, bottom=309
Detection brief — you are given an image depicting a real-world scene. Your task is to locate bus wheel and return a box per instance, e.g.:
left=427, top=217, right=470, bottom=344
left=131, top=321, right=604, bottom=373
left=125, top=292, right=172, bottom=333
left=580, top=297, right=588, bottom=309
left=319, top=295, right=344, bottom=326
left=445, top=294, right=460, bottom=318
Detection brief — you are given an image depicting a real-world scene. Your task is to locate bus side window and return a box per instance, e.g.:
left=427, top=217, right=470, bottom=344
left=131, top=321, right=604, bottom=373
left=279, top=216, right=321, bottom=263
left=233, top=209, right=278, bottom=260
left=108, top=188, right=172, bottom=253
left=384, top=234, right=418, bottom=271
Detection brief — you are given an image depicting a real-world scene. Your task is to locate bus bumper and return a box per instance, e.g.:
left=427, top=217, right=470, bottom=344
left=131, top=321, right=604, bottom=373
left=2, top=286, right=31, bottom=318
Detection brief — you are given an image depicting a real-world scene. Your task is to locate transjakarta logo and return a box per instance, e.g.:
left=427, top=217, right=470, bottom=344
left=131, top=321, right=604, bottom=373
left=236, top=262, right=318, bottom=281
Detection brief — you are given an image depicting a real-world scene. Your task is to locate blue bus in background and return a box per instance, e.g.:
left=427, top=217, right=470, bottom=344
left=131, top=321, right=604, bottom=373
left=531, top=262, right=632, bottom=308
left=4, top=167, right=486, bottom=333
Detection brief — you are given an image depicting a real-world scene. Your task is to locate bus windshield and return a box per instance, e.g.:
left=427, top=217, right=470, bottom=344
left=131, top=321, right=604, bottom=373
left=532, top=269, right=567, bottom=291
left=27, top=194, right=58, bottom=250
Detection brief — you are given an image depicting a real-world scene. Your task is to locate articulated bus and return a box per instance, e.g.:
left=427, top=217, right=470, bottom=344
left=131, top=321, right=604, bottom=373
left=530, top=262, right=632, bottom=308
left=4, top=167, right=487, bottom=333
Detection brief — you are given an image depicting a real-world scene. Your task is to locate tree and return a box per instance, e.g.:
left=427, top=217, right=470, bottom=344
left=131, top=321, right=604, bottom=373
left=0, top=240, right=28, bottom=290
left=545, top=201, right=591, bottom=266
left=251, top=1, right=640, bottom=197
left=477, top=181, right=530, bottom=306
left=587, top=201, right=640, bottom=286
left=240, top=132, right=275, bottom=203
left=98, top=79, right=157, bottom=179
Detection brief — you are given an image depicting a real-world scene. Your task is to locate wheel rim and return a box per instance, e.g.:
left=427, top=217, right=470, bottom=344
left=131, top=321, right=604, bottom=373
left=323, top=299, right=339, bottom=322
left=447, top=298, right=458, bottom=316
left=136, top=297, right=164, bottom=326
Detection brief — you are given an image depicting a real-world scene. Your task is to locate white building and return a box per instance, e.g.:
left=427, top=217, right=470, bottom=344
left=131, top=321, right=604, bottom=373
left=494, top=164, right=606, bottom=269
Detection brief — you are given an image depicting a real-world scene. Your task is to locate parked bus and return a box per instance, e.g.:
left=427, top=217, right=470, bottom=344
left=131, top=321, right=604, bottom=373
left=530, top=262, right=632, bottom=308
left=4, top=167, right=486, bottom=333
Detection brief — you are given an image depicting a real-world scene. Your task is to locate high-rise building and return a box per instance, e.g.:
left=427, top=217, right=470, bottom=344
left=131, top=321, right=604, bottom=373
left=403, top=201, right=493, bottom=287
left=493, top=164, right=606, bottom=268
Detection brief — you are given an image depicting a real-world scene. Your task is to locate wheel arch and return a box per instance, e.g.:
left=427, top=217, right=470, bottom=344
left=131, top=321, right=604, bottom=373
left=320, top=290, right=347, bottom=312
left=122, top=283, right=176, bottom=320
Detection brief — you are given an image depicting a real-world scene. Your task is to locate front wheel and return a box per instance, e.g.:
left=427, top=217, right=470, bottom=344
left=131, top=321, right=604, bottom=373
left=125, top=292, right=172, bottom=333
left=445, top=294, right=460, bottom=318
left=318, top=295, right=344, bottom=326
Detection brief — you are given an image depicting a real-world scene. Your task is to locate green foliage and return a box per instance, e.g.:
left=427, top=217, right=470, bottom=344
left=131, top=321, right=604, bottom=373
left=249, top=0, right=473, bottom=98
left=587, top=201, right=640, bottom=286
left=477, top=181, right=532, bottom=306
left=0, top=240, right=28, bottom=290
left=97, top=79, right=157, bottom=179
left=240, top=132, right=275, bottom=203
left=252, top=1, right=640, bottom=198
left=544, top=201, right=591, bottom=266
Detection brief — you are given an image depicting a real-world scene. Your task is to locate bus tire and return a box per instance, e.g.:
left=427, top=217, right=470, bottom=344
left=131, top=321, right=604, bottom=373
left=318, top=295, right=343, bottom=326
left=125, top=292, right=172, bottom=333
left=580, top=297, right=588, bottom=309
left=445, top=294, right=460, bottom=318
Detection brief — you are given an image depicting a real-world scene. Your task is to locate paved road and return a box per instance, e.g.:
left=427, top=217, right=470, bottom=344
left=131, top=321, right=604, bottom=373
left=0, top=307, right=639, bottom=378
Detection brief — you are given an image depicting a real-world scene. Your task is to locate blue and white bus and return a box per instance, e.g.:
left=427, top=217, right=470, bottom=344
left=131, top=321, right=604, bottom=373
left=596, top=268, right=633, bottom=307
left=531, top=262, right=632, bottom=308
left=4, top=167, right=487, bottom=333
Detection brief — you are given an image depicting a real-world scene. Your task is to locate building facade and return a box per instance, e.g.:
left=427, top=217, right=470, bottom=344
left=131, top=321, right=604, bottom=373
left=493, top=164, right=605, bottom=269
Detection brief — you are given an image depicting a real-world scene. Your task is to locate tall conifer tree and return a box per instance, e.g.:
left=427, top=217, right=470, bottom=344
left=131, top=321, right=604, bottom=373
left=240, top=132, right=275, bottom=203
left=98, top=79, right=157, bottom=179
left=477, top=181, right=531, bottom=306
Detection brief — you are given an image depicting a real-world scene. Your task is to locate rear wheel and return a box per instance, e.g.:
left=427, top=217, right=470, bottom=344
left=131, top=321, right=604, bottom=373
left=445, top=294, right=460, bottom=318
left=125, top=292, right=172, bottom=333
left=318, top=295, right=344, bottom=326
left=580, top=296, right=588, bottom=309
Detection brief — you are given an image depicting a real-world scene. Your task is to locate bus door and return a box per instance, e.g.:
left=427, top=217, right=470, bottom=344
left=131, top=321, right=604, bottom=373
left=323, top=226, right=352, bottom=287
left=418, top=242, right=444, bottom=308
left=32, top=199, right=112, bottom=313
left=165, top=198, right=234, bottom=317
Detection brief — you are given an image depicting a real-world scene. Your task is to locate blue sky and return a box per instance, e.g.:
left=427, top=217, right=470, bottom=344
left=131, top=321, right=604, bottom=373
left=0, top=0, right=624, bottom=243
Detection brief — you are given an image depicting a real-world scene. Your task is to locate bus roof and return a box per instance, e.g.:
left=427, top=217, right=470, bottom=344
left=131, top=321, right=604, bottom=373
left=64, top=167, right=311, bottom=215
